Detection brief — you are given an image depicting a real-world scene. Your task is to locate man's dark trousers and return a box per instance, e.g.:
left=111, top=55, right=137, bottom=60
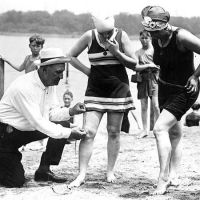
left=0, top=121, right=69, bottom=187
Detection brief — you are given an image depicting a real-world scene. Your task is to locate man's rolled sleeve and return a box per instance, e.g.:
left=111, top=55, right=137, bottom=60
left=54, top=124, right=72, bottom=138
left=49, top=107, right=71, bottom=122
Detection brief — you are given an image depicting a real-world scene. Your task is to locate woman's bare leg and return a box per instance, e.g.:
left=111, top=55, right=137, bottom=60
left=106, top=112, right=123, bottom=182
left=152, top=109, right=177, bottom=195
left=68, top=111, right=103, bottom=188
left=169, top=122, right=183, bottom=186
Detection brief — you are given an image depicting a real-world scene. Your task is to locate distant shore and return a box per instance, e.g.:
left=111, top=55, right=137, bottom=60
left=0, top=31, right=139, bottom=40
left=0, top=31, right=80, bottom=38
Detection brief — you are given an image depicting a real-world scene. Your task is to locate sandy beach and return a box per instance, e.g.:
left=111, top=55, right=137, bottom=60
left=0, top=124, right=199, bottom=200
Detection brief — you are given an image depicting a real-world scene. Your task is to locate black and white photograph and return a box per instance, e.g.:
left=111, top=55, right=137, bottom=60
left=0, top=0, right=200, bottom=199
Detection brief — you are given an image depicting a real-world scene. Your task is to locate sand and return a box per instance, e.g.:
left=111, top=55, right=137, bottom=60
left=0, top=125, right=199, bottom=200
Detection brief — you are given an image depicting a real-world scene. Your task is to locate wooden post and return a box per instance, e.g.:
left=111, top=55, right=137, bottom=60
left=0, top=58, right=4, bottom=100
left=65, top=63, right=69, bottom=85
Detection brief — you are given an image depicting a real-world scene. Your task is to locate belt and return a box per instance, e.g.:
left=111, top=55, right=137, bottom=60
left=0, top=122, right=18, bottom=153
left=0, top=122, right=14, bottom=137
left=158, top=78, right=185, bottom=89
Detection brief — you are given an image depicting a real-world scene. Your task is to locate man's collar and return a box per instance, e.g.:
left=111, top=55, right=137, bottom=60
left=33, top=70, right=47, bottom=90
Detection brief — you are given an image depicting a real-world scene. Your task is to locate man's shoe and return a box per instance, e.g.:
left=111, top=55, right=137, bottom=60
left=34, top=170, right=67, bottom=183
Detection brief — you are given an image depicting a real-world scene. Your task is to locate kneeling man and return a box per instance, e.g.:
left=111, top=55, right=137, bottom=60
left=0, top=48, right=86, bottom=187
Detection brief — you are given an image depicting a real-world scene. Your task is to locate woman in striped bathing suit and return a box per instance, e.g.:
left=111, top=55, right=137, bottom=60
left=67, top=14, right=138, bottom=188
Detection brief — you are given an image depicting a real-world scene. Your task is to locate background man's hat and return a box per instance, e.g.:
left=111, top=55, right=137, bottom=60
left=39, top=48, right=70, bottom=67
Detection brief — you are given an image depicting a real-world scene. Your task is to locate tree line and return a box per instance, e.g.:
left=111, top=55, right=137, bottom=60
left=0, top=10, right=200, bottom=36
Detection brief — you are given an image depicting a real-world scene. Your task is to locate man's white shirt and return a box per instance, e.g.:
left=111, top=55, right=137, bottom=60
left=0, top=70, right=72, bottom=139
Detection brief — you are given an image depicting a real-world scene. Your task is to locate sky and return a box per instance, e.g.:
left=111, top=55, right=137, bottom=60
left=0, top=0, right=200, bottom=17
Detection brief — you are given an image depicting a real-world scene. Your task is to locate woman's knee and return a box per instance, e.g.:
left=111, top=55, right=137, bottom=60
left=107, top=126, right=120, bottom=139
left=169, top=128, right=182, bottom=140
left=84, top=127, right=97, bottom=140
left=153, top=124, right=166, bottom=138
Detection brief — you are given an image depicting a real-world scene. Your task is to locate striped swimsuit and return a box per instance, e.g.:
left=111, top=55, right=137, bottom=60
left=84, top=28, right=134, bottom=113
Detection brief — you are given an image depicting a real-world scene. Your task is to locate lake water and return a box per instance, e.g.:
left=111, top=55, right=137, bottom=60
left=0, top=34, right=141, bottom=102
left=0, top=34, right=199, bottom=129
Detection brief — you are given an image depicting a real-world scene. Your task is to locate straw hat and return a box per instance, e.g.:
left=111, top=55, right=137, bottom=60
left=39, top=48, right=70, bottom=67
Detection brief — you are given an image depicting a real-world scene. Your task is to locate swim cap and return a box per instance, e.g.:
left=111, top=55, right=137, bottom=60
left=141, top=6, right=170, bottom=31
